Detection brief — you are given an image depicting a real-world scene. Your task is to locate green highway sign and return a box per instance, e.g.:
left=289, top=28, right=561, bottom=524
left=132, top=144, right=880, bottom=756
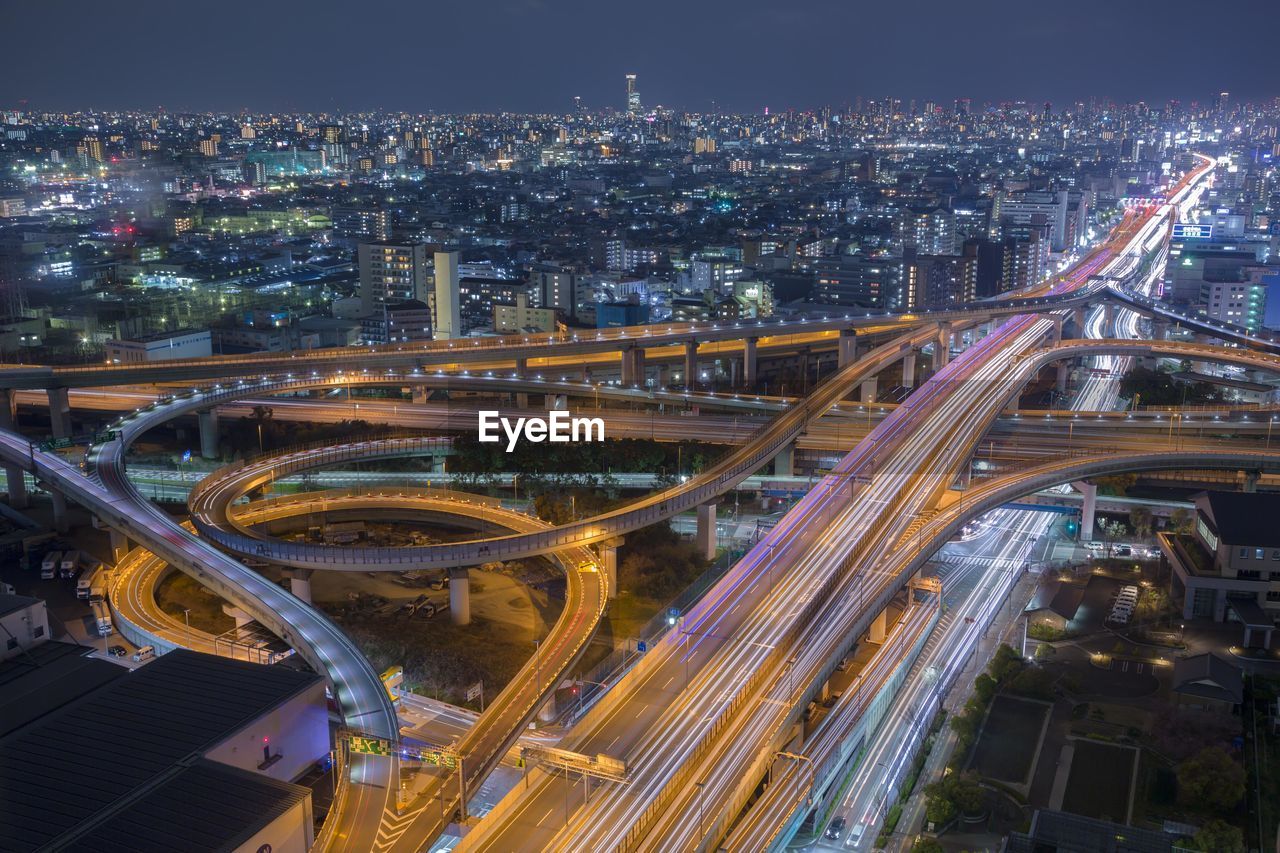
left=349, top=735, right=391, bottom=756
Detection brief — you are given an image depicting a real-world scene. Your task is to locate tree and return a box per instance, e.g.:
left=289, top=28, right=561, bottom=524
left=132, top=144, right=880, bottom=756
left=1177, top=746, right=1245, bottom=812
left=1129, top=505, right=1154, bottom=539
left=973, top=673, right=997, bottom=703
left=912, top=840, right=945, bottom=853
left=1099, top=518, right=1127, bottom=556
left=1190, top=819, right=1244, bottom=852
left=1170, top=507, right=1194, bottom=535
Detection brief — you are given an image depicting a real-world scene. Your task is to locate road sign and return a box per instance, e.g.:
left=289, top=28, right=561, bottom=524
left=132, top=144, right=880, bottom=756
left=182, top=449, right=191, bottom=463
left=466, top=681, right=483, bottom=702
left=349, top=735, right=391, bottom=756
left=636, top=640, right=647, bottom=653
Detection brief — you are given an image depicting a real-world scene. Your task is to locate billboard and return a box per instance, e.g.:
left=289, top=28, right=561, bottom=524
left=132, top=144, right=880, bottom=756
left=1172, top=223, right=1213, bottom=241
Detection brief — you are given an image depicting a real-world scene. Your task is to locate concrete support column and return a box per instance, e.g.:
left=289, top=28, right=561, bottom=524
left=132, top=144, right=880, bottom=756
left=744, top=337, right=758, bottom=386
left=1078, top=481, right=1097, bottom=540
left=197, top=408, right=219, bottom=460
left=431, top=453, right=446, bottom=474
left=773, top=443, right=795, bottom=477
left=514, top=357, right=527, bottom=378
left=1056, top=362, right=1070, bottom=395
left=901, top=351, right=917, bottom=389
left=860, top=376, right=878, bottom=404
left=1072, top=306, right=1087, bottom=335
left=1243, top=471, right=1260, bottom=493
left=1048, top=316, right=1064, bottom=346
left=449, top=566, right=471, bottom=625
left=50, top=489, right=69, bottom=533
left=684, top=341, right=698, bottom=389
left=1103, top=302, right=1116, bottom=334
left=411, top=385, right=429, bottom=404
left=285, top=568, right=314, bottom=604
left=537, top=692, right=558, bottom=723
left=621, top=346, right=646, bottom=387
left=869, top=608, right=888, bottom=644
left=696, top=502, right=718, bottom=562
left=222, top=605, right=253, bottom=628
left=934, top=323, right=951, bottom=370
left=954, top=460, right=973, bottom=490
left=598, top=538, right=621, bottom=600
left=47, top=387, right=71, bottom=439
left=109, top=529, right=129, bottom=564
left=837, top=329, right=858, bottom=369
left=797, top=349, right=811, bottom=384
left=729, top=358, right=740, bottom=388
left=550, top=394, right=568, bottom=410
left=1153, top=319, right=1170, bottom=341
left=0, top=389, right=27, bottom=509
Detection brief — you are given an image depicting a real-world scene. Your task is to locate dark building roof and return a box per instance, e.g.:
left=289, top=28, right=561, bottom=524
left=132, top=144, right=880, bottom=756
left=1005, top=809, right=1174, bottom=853
left=1025, top=580, right=1085, bottom=621
left=0, top=649, right=320, bottom=852
left=0, top=592, right=42, bottom=618
left=0, top=641, right=124, bottom=740
left=63, top=759, right=307, bottom=853
left=1201, top=491, right=1280, bottom=548
left=1173, top=652, right=1244, bottom=706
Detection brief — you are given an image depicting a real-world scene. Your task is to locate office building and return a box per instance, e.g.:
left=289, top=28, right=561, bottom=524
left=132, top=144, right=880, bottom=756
left=432, top=250, right=461, bottom=339
left=994, top=189, right=1071, bottom=251
left=896, top=206, right=957, bottom=255
left=358, top=241, right=430, bottom=316
left=494, top=293, right=557, bottom=333
left=626, top=73, right=641, bottom=115
left=812, top=255, right=903, bottom=310
left=1161, top=491, right=1280, bottom=647
left=105, top=329, right=213, bottom=363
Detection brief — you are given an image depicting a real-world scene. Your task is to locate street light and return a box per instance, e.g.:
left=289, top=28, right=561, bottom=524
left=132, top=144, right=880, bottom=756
left=182, top=608, right=191, bottom=649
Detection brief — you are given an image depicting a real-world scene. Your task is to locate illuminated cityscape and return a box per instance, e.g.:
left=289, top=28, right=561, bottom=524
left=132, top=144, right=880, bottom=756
left=1, top=2, right=1278, bottom=852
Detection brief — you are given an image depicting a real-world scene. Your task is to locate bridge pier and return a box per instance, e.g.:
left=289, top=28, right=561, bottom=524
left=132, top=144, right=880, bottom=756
left=684, top=341, right=698, bottom=389
left=860, top=376, right=878, bottom=403
left=0, top=389, right=28, bottom=509
left=222, top=605, right=254, bottom=628
left=1072, top=306, right=1087, bottom=336
left=901, top=351, right=917, bottom=389
left=109, top=528, right=129, bottom=564
left=411, top=385, right=429, bottom=404
left=1243, top=471, right=1260, bottom=493
left=1056, top=362, right=1070, bottom=395
left=514, top=358, right=529, bottom=408
left=47, top=387, right=71, bottom=439
left=1048, top=316, right=1063, bottom=346
left=696, top=501, right=718, bottom=561
left=50, top=489, right=69, bottom=533
left=621, top=347, right=646, bottom=387
left=598, top=537, right=621, bottom=599
left=449, top=566, right=471, bottom=625
left=744, top=337, right=758, bottom=386
left=431, top=453, right=446, bottom=474
left=550, top=394, right=568, bottom=410
left=1102, top=302, right=1116, bottom=334
left=773, top=443, right=795, bottom=477
left=197, top=408, right=219, bottom=460
left=868, top=608, right=888, bottom=644
left=1153, top=319, right=1170, bottom=341
left=1077, top=481, right=1097, bottom=540
left=284, top=567, right=314, bottom=604
left=837, top=330, right=858, bottom=369
left=933, top=323, right=951, bottom=370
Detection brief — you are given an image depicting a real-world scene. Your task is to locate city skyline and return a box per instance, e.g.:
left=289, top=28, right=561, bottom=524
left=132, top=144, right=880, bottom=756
left=4, top=0, right=1278, bottom=114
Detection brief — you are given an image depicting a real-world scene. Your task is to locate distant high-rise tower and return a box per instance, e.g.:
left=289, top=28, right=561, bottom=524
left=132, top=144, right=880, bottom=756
left=626, top=73, right=641, bottom=115
left=432, top=251, right=461, bottom=340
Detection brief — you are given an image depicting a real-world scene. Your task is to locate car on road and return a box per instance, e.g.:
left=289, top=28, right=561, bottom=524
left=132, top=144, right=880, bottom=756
left=826, top=816, right=846, bottom=840
left=107, top=645, right=126, bottom=657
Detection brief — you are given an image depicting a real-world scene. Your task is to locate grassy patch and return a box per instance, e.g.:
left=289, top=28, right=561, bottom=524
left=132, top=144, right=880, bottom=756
left=154, top=570, right=234, bottom=633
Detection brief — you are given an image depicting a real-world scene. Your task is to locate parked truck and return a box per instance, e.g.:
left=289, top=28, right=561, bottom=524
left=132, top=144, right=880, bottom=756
left=91, top=600, right=113, bottom=637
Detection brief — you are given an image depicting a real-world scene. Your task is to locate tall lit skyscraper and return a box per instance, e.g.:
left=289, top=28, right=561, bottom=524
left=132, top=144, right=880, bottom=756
left=358, top=241, right=430, bottom=316
left=626, top=73, right=641, bottom=115
left=432, top=251, right=461, bottom=340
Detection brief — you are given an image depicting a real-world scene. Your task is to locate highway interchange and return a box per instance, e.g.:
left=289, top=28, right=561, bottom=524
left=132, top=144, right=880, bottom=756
left=5, top=153, right=1279, bottom=852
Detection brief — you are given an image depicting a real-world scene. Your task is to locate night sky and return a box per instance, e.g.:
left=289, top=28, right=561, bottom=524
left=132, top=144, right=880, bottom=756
left=3, top=0, right=1274, bottom=113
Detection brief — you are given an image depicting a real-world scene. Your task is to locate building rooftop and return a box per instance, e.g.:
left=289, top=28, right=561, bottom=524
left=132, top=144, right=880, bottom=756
left=63, top=758, right=308, bottom=853
left=1202, top=491, right=1280, bottom=547
left=0, top=649, right=321, bottom=852
left=0, top=591, right=42, bottom=619
left=1172, top=652, right=1244, bottom=706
